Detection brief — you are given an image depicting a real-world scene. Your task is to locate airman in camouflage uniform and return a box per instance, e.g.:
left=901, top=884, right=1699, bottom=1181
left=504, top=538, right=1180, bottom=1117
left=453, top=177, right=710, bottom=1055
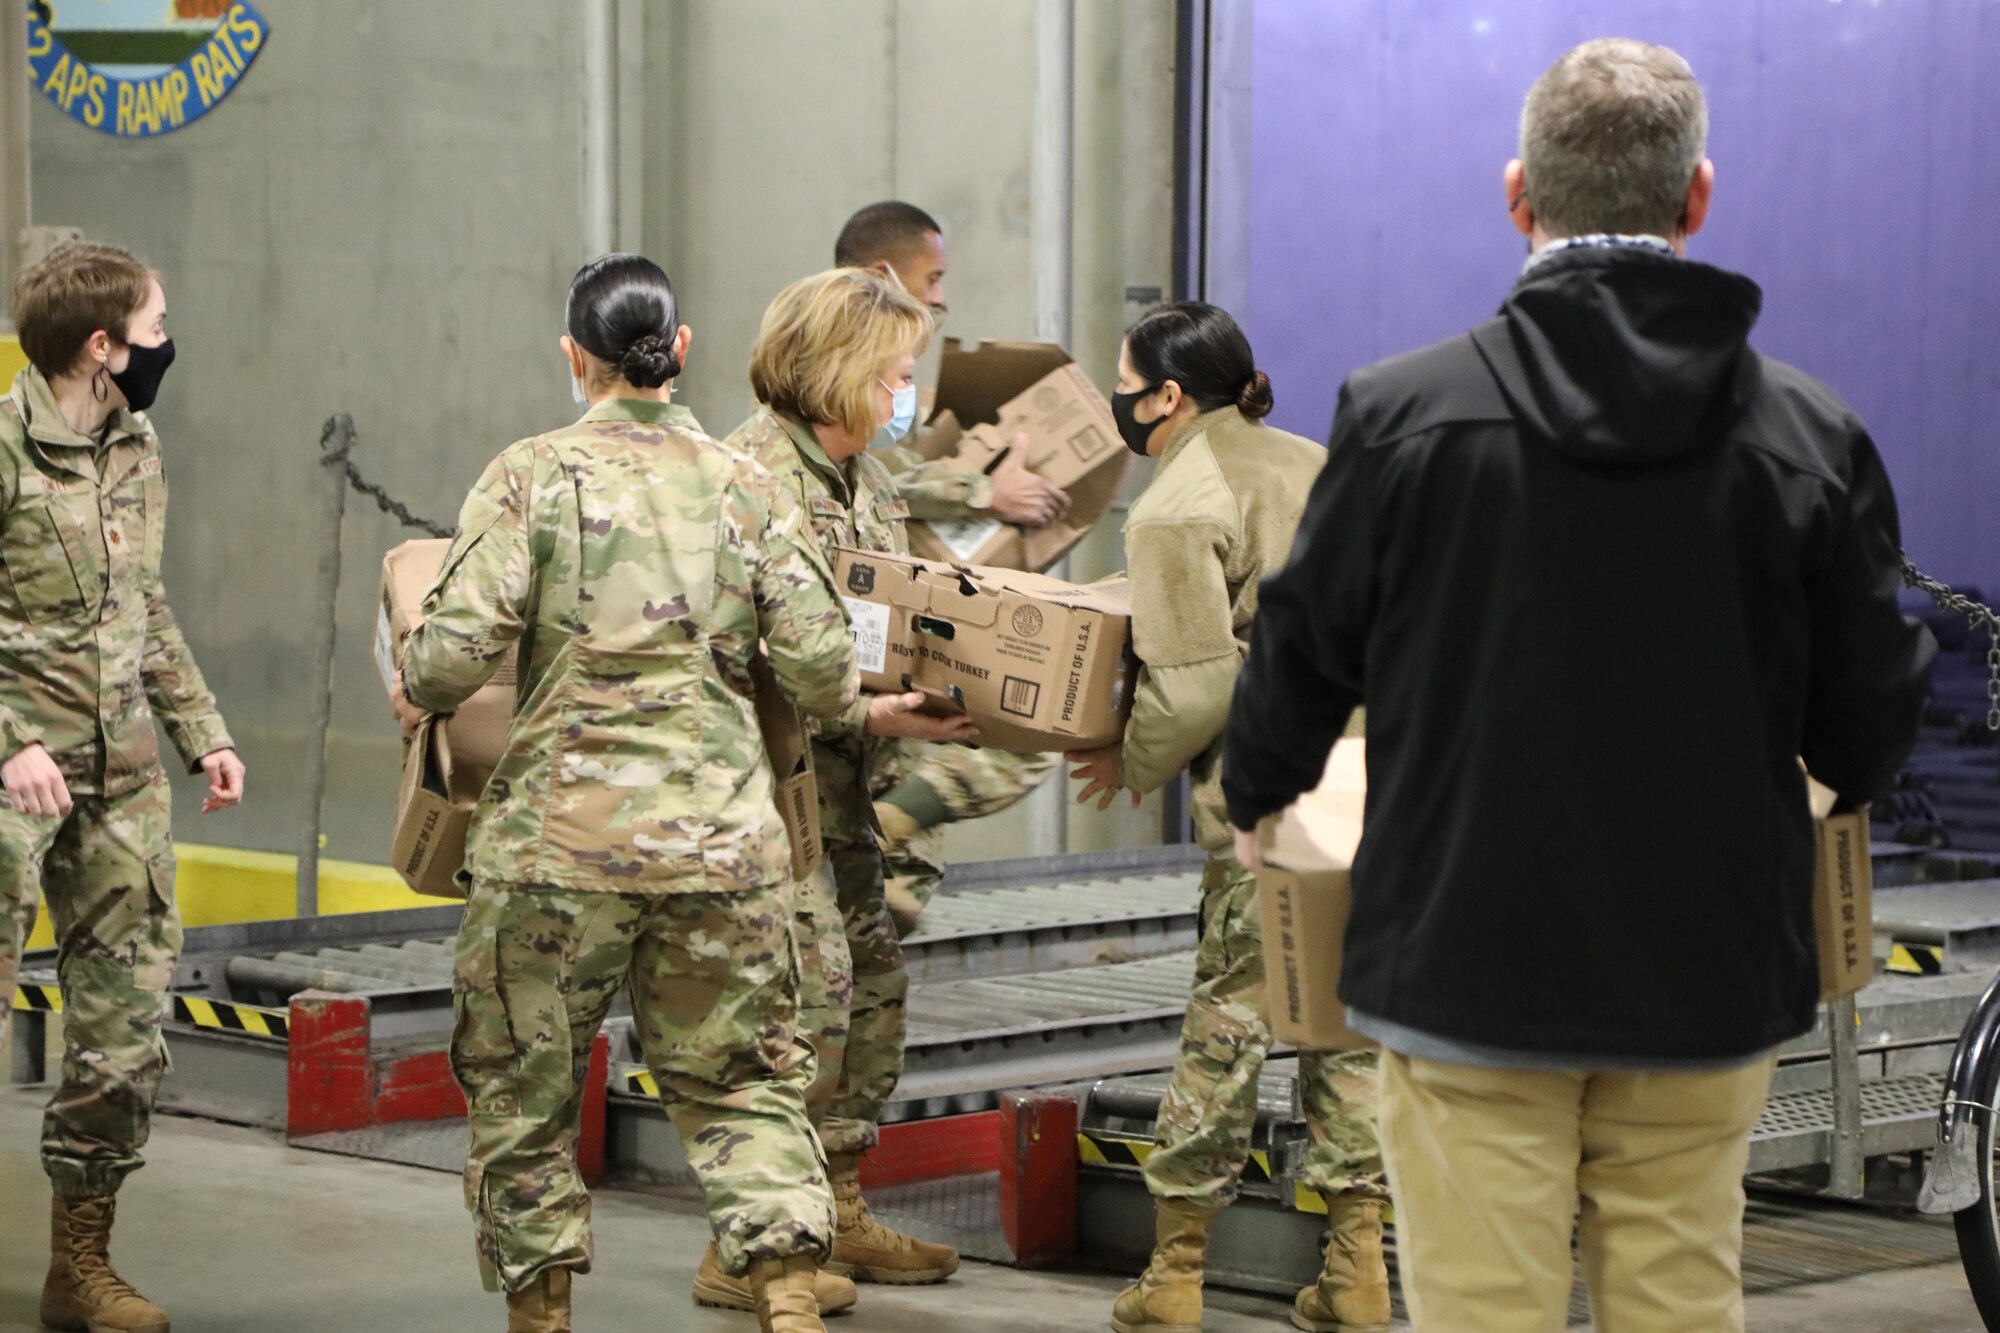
left=0, top=311, right=239, bottom=1333
left=833, top=204, right=1068, bottom=935
left=402, top=394, right=860, bottom=1328
left=1072, top=361, right=1387, bottom=1332
left=727, top=401, right=963, bottom=1285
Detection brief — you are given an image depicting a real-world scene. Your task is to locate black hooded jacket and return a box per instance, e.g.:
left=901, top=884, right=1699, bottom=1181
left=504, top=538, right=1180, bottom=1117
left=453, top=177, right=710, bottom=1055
left=1223, top=246, right=1936, bottom=1060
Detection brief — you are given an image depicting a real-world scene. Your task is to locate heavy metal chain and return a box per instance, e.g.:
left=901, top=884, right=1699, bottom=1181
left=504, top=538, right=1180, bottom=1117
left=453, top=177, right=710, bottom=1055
left=316, top=414, right=458, bottom=539
left=1902, top=554, right=2000, bottom=732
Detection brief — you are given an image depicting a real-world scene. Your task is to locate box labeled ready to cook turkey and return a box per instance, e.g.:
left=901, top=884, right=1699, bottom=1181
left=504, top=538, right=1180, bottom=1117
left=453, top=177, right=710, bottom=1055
left=908, top=338, right=1129, bottom=573
left=830, top=547, right=1136, bottom=752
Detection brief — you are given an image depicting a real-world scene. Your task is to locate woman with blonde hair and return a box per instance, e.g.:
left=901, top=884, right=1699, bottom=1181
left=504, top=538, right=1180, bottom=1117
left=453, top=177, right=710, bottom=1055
left=706, top=268, right=977, bottom=1313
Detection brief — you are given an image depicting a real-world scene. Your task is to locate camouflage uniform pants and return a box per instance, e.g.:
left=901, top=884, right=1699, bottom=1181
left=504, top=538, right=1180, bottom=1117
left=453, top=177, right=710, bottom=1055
left=877, top=742, right=1060, bottom=923
left=0, top=869, right=36, bottom=1071
left=0, top=774, right=179, bottom=1199
left=1143, top=855, right=1387, bottom=1208
left=795, top=833, right=906, bottom=1157
left=452, top=879, right=832, bottom=1292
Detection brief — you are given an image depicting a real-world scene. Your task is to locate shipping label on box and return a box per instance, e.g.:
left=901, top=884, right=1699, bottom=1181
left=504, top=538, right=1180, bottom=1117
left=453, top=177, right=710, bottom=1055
left=831, top=547, right=1136, bottom=752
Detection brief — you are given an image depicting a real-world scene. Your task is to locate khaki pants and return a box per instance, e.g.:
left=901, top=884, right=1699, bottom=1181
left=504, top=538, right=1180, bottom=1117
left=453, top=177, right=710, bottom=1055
left=1379, top=1050, right=1776, bottom=1333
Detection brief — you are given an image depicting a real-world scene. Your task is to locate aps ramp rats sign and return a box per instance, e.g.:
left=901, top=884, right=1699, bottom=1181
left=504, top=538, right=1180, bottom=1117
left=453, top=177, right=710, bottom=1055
left=26, top=0, right=268, bottom=138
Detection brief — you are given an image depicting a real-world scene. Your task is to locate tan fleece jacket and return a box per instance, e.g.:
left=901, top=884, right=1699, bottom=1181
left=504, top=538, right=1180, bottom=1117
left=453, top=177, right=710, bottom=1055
left=1119, top=405, right=1325, bottom=852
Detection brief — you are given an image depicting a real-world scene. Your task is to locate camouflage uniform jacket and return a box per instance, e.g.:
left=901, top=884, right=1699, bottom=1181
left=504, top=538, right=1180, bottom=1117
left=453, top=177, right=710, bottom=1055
left=1122, top=406, right=1323, bottom=852
left=0, top=366, right=232, bottom=796
left=402, top=397, right=860, bottom=894
left=727, top=407, right=911, bottom=809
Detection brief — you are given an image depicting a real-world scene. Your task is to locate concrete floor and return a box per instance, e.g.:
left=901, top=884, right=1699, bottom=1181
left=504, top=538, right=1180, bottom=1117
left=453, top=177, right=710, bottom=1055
left=0, top=1085, right=1987, bottom=1332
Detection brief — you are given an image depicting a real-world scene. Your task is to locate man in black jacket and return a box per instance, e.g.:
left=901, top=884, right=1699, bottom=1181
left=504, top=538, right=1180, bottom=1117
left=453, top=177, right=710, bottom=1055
left=1222, top=37, right=1934, bottom=1333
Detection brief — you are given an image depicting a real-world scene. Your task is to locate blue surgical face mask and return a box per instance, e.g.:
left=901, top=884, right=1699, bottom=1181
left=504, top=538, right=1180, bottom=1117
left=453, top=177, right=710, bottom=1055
left=874, top=379, right=918, bottom=448
left=571, top=374, right=588, bottom=406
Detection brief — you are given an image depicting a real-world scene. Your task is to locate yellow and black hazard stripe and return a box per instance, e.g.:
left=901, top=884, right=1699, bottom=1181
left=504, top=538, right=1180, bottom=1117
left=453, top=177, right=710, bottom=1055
left=624, top=1069, right=661, bottom=1099
left=169, top=995, right=289, bottom=1039
left=12, top=982, right=61, bottom=1014
left=1078, top=1134, right=1281, bottom=1182
left=1887, top=943, right=1945, bottom=976
left=1078, top=1133, right=1154, bottom=1170
left=1078, top=1132, right=1386, bottom=1219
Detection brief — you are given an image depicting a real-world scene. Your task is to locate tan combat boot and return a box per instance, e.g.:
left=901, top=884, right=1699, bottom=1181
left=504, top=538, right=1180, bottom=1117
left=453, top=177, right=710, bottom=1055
left=504, top=1266, right=572, bottom=1333
left=1292, top=1195, right=1392, bottom=1332
left=40, top=1195, right=169, bottom=1333
left=749, top=1255, right=825, bottom=1333
left=692, top=1241, right=857, bottom=1316
left=1110, top=1197, right=1217, bottom=1333
left=824, top=1153, right=960, bottom=1284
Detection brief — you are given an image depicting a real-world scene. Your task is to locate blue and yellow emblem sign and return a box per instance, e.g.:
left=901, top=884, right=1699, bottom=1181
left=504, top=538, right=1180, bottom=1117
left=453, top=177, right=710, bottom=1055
left=25, top=1, right=268, bottom=138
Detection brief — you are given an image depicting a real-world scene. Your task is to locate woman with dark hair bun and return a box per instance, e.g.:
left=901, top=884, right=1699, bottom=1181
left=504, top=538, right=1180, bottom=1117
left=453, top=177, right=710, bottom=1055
left=1068, top=301, right=1392, bottom=1333
left=395, top=253, right=864, bottom=1333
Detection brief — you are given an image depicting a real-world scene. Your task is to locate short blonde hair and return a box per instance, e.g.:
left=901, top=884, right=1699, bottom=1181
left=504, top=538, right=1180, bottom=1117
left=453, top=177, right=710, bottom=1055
left=750, top=267, right=932, bottom=439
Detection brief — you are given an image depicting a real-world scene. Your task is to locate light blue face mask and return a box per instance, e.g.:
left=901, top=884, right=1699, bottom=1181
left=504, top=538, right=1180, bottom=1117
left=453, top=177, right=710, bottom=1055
left=872, top=380, right=918, bottom=449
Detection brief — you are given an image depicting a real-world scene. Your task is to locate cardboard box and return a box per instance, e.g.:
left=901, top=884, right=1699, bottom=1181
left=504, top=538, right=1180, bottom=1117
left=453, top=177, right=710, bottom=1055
left=1807, top=775, right=1874, bottom=1003
left=378, top=539, right=516, bottom=793
left=1254, top=739, right=1376, bottom=1051
left=750, top=652, right=825, bottom=882
left=904, top=339, right=1130, bottom=573
left=831, top=547, right=1137, bottom=753
left=391, top=716, right=479, bottom=900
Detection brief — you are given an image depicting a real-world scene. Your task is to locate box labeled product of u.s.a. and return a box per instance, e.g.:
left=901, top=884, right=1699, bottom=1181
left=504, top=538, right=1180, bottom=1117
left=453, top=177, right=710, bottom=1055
left=1255, top=738, right=1376, bottom=1052
left=831, top=547, right=1136, bottom=752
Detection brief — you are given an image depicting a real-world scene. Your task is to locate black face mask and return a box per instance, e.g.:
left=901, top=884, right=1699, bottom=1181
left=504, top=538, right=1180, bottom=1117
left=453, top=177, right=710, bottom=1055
left=1112, top=384, right=1164, bottom=457
left=110, top=338, right=175, bottom=412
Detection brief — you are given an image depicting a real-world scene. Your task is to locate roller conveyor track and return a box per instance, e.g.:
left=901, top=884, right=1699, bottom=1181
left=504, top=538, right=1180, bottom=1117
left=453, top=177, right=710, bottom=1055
left=160, top=855, right=1202, bottom=1019
left=611, top=949, right=1199, bottom=1121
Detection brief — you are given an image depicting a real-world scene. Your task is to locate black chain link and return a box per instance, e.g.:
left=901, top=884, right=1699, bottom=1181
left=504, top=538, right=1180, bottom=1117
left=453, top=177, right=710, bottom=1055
left=317, top=414, right=457, bottom=539
left=1902, top=554, right=2000, bottom=732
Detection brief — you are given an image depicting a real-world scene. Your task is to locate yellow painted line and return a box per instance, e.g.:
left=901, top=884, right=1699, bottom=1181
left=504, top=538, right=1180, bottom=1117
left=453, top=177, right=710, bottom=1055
left=26, top=842, right=437, bottom=950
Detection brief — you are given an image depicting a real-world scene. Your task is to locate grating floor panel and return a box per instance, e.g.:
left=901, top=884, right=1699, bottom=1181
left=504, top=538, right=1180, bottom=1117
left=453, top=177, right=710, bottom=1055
left=291, top=1120, right=468, bottom=1174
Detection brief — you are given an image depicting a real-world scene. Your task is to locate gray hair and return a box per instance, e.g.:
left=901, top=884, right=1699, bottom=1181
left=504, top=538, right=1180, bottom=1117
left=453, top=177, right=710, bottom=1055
left=1520, top=38, right=1708, bottom=239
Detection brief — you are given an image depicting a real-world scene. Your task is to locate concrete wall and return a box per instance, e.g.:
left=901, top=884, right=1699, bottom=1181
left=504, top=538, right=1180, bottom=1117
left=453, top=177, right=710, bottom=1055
left=25, top=0, right=1178, bottom=864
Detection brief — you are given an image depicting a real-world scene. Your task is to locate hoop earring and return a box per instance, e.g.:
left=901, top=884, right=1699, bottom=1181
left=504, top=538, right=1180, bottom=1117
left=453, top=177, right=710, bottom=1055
left=91, top=367, right=109, bottom=403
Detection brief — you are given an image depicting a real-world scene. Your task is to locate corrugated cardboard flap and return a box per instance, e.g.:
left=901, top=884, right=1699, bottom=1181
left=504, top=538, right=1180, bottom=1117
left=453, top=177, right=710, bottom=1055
left=931, top=338, right=1077, bottom=427
left=1261, top=740, right=1367, bottom=872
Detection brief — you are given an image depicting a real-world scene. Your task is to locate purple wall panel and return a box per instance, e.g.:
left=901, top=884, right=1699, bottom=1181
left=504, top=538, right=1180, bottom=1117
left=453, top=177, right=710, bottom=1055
left=1242, top=1, right=2000, bottom=582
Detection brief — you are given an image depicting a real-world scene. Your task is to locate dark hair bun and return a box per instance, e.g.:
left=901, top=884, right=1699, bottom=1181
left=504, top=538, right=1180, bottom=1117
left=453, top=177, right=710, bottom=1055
left=1237, top=369, right=1274, bottom=419
left=620, top=332, right=680, bottom=389
left=565, top=253, right=682, bottom=390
